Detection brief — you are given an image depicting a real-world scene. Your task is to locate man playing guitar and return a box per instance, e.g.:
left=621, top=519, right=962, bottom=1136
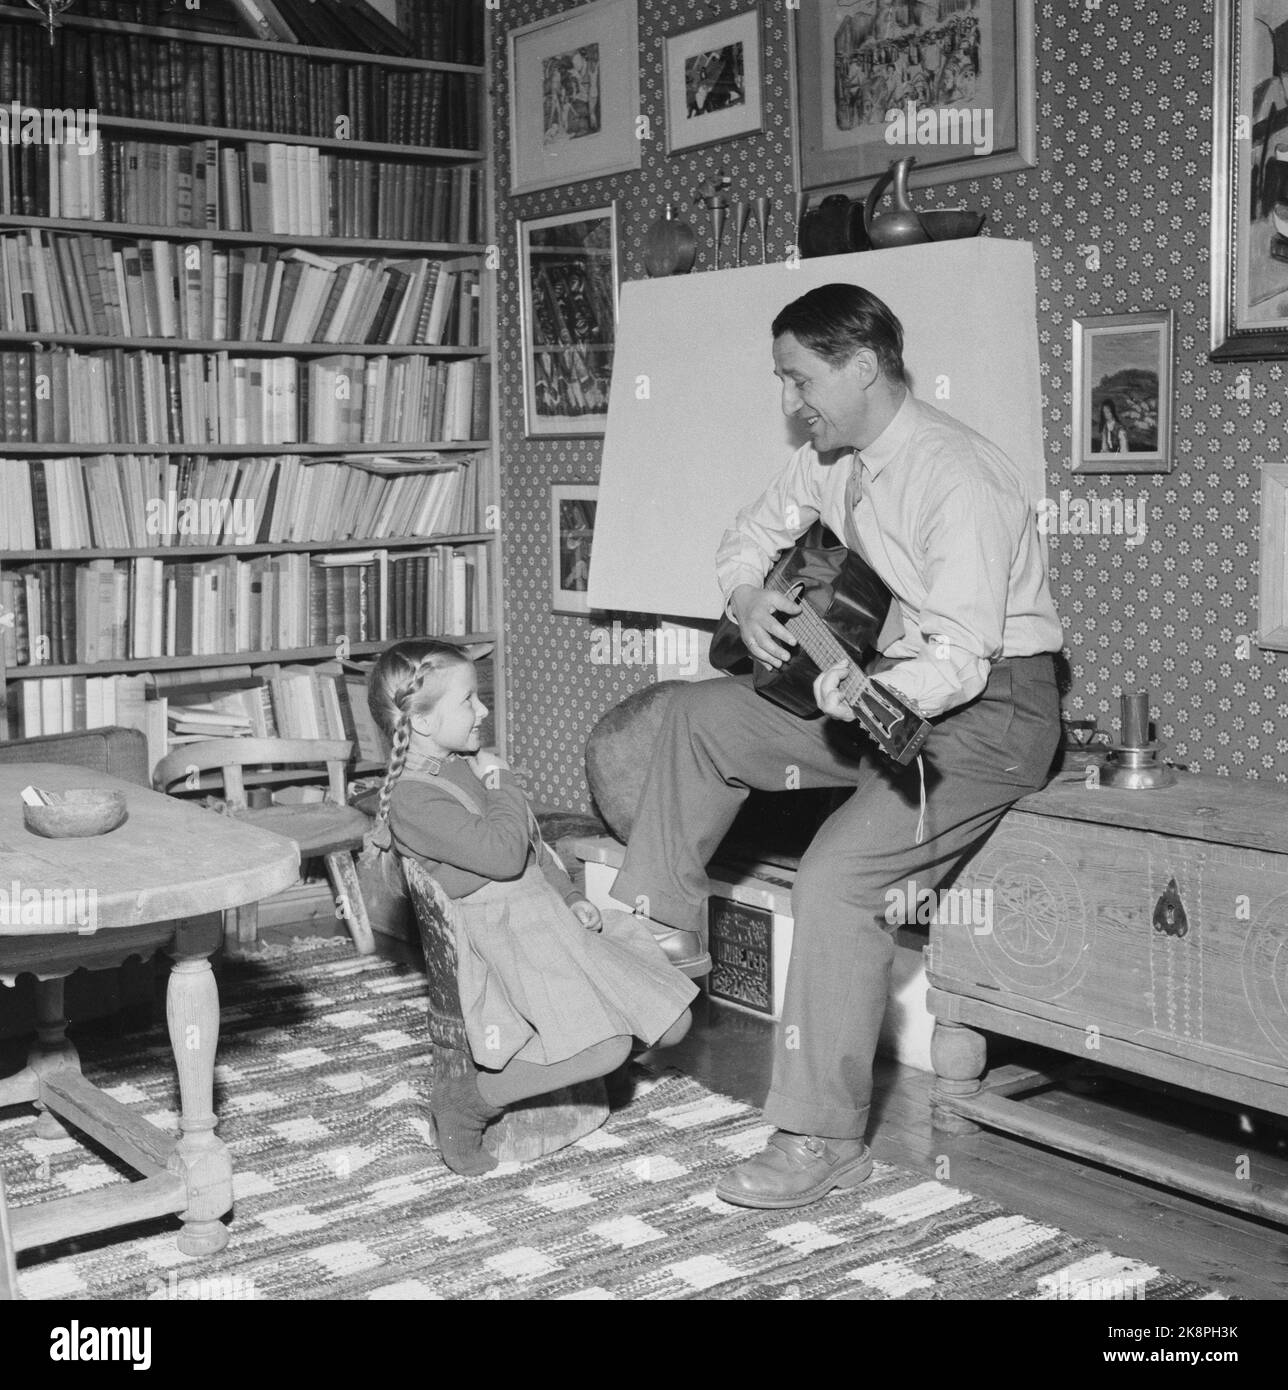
left=612, top=283, right=1063, bottom=1209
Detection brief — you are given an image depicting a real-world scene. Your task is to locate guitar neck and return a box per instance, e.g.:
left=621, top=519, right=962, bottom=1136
left=768, top=569, right=876, bottom=705
left=759, top=553, right=930, bottom=767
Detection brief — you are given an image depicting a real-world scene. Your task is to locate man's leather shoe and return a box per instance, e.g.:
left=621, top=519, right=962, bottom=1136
left=647, top=922, right=711, bottom=979
left=715, top=1131, right=873, bottom=1209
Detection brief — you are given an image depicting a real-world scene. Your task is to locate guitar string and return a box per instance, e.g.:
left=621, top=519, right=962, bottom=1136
left=768, top=568, right=927, bottom=843
left=767, top=570, right=882, bottom=704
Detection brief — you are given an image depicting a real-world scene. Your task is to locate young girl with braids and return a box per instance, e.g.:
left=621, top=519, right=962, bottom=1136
left=365, top=639, right=697, bottom=1175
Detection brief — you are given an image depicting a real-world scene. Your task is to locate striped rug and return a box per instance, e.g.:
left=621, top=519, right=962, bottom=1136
left=3, top=938, right=1222, bottom=1301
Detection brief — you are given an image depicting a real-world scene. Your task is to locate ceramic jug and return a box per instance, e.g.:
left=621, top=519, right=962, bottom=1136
left=863, top=155, right=929, bottom=249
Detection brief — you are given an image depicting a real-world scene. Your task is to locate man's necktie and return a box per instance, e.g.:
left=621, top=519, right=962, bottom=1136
left=841, top=450, right=865, bottom=556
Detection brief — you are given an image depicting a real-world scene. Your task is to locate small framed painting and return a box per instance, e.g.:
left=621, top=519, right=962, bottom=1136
left=1070, top=311, right=1174, bottom=475
left=550, top=484, right=598, bottom=616
left=508, top=0, right=641, bottom=195
left=518, top=204, right=619, bottom=438
left=663, top=5, right=764, bottom=156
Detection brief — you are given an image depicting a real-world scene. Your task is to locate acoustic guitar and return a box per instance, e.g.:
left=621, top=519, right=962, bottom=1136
left=709, top=526, right=933, bottom=767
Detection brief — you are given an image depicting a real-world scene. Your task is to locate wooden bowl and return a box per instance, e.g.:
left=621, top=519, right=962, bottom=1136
left=23, top=789, right=128, bottom=838
left=918, top=209, right=986, bottom=241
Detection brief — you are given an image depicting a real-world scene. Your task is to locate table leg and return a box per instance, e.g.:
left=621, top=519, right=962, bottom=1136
left=0, top=1167, right=18, bottom=1301
left=930, top=1019, right=987, bottom=1136
left=30, top=976, right=79, bottom=1140
left=166, top=918, right=231, bottom=1256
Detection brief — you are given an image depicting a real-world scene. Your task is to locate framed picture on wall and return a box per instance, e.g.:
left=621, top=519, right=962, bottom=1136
left=550, top=484, right=599, bottom=616
left=508, top=0, right=641, bottom=195
left=518, top=204, right=619, bottom=438
left=1070, top=311, right=1174, bottom=475
left=663, top=5, right=764, bottom=155
left=1211, top=1, right=1288, bottom=359
left=793, top=0, right=1036, bottom=196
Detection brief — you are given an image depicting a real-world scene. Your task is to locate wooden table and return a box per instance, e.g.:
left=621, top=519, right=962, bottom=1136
left=0, top=763, right=299, bottom=1263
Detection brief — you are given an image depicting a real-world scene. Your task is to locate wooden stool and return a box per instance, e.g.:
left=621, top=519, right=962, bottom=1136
left=399, top=857, right=608, bottom=1162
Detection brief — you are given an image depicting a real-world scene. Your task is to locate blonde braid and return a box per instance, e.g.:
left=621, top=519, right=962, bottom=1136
left=363, top=657, right=435, bottom=857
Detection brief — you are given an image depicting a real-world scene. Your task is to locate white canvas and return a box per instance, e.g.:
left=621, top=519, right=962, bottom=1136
left=590, top=239, right=1044, bottom=621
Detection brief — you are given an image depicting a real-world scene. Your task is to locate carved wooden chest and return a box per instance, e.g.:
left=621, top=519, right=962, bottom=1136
left=926, top=769, right=1288, bottom=1220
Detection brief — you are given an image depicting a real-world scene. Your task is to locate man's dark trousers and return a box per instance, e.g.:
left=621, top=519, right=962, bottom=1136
left=612, top=654, right=1061, bottom=1140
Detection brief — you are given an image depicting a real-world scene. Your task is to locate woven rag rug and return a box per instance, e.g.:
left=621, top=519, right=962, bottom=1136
left=2, top=938, right=1221, bottom=1301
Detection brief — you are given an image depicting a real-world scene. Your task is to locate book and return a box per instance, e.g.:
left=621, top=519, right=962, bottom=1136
left=228, top=0, right=279, bottom=43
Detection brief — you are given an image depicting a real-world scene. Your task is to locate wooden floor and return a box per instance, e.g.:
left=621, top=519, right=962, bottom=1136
left=655, top=989, right=1288, bottom=1301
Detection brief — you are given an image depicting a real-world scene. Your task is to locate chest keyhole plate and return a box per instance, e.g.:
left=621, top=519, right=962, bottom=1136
left=1152, top=878, right=1188, bottom=938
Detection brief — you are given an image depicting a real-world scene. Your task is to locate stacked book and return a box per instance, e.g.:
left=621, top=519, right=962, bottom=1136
left=0, top=350, right=488, bottom=444
left=396, top=0, right=486, bottom=64
left=9, top=670, right=168, bottom=765
left=1, top=22, right=481, bottom=147
left=0, top=452, right=488, bottom=550
left=1, top=140, right=483, bottom=243
left=0, top=542, right=492, bottom=666
left=0, top=234, right=482, bottom=346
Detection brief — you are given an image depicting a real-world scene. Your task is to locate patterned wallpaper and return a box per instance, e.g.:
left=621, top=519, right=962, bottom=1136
left=491, top=0, right=799, bottom=812
left=492, top=0, right=1287, bottom=815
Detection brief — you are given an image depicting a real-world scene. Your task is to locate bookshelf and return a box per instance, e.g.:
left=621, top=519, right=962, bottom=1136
left=0, top=0, right=504, bottom=775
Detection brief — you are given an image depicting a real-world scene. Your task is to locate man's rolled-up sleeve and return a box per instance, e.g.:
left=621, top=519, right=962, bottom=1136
left=715, top=446, right=822, bottom=612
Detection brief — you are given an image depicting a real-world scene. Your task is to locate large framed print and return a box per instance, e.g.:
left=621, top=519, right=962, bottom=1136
left=518, top=205, right=619, bottom=438
left=1211, top=1, right=1288, bottom=359
left=508, top=0, right=641, bottom=195
left=663, top=5, right=764, bottom=156
left=794, top=0, right=1036, bottom=196
left=1070, top=312, right=1174, bottom=475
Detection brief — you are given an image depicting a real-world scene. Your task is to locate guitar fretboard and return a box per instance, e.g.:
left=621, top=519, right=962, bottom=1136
left=766, top=567, right=878, bottom=706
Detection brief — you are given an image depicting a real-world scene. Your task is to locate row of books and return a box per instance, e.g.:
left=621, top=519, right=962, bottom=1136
left=11, top=671, right=161, bottom=767
left=0, top=453, right=488, bottom=550
left=0, top=24, right=482, bottom=148
left=1, top=543, right=492, bottom=667
left=0, top=452, right=489, bottom=551
left=7, top=653, right=496, bottom=774
left=76, top=0, right=487, bottom=65
left=3, top=140, right=485, bottom=244
left=0, top=350, right=490, bottom=444
left=0, top=232, right=483, bottom=346
left=396, top=0, right=485, bottom=65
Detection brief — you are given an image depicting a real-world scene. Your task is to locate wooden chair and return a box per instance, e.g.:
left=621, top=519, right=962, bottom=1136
left=399, top=856, right=608, bottom=1163
left=154, top=739, right=375, bottom=955
left=0, top=1168, right=17, bottom=1300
